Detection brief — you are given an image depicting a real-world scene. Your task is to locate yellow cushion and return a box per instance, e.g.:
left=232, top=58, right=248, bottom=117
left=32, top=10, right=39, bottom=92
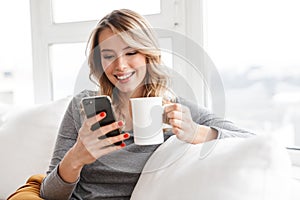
left=7, top=174, right=45, bottom=200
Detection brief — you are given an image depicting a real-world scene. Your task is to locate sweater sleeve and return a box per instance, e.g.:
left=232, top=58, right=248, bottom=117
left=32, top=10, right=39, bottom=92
left=178, top=97, right=255, bottom=139
left=40, top=165, right=79, bottom=199
left=40, top=96, right=83, bottom=199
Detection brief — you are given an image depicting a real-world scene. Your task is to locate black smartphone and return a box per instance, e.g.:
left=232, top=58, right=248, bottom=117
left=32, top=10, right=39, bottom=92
left=81, top=95, right=122, bottom=145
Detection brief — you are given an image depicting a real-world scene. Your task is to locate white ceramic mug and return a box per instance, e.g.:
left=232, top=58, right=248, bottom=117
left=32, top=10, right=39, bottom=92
left=130, top=97, right=169, bottom=145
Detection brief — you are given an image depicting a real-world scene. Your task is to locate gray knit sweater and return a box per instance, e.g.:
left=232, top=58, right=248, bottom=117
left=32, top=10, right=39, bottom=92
left=40, top=90, right=254, bottom=200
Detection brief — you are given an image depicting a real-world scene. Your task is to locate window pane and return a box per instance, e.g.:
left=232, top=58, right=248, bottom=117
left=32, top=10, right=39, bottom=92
left=0, top=0, right=33, bottom=106
left=51, top=0, right=161, bottom=23
left=205, top=0, right=300, bottom=147
left=49, top=43, right=87, bottom=100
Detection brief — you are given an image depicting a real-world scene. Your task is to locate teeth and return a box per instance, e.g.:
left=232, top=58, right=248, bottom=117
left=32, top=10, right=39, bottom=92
left=117, top=72, right=133, bottom=80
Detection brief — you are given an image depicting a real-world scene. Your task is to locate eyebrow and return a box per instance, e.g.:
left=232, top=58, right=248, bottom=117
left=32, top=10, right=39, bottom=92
left=101, top=46, right=132, bottom=52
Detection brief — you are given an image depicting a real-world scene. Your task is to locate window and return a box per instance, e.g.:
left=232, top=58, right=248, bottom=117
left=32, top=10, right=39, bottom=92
left=204, top=0, right=300, bottom=147
left=49, top=43, right=87, bottom=100
left=0, top=0, right=33, bottom=106
left=30, top=0, right=187, bottom=103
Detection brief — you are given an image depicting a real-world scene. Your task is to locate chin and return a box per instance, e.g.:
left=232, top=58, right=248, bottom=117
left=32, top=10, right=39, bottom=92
left=116, top=86, right=135, bottom=94
left=114, top=79, right=144, bottom=96
left=117, top=84, right=144, bottom=97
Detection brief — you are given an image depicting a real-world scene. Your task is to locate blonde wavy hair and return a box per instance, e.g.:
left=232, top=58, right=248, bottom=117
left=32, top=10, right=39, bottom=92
left=87, top=9, right=174, bottom=119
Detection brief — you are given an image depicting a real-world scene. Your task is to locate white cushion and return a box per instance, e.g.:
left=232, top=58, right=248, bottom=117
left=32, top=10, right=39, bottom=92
left=291, top=179, right=300, bottom=200
left=131, top=135, right=292, bottom=200
left=0, top=97, right=71, bottom=199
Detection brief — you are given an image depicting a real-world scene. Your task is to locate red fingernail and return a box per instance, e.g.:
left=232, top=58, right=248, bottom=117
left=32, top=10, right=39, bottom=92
left=123, top=133, right=130, bottom=139
left=120, top=142, right=126, bottom=147
left=99, top=112, right=106, bottom=117
left=118, top=121, right=124, bottom=126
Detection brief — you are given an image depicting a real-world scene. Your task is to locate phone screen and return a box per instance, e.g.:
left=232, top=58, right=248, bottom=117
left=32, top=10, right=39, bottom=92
left=82, top=96, right=122, bottom=145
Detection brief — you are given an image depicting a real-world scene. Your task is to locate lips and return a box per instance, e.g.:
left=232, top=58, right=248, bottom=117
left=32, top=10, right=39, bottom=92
left=114, top=72, right=135, bottom=81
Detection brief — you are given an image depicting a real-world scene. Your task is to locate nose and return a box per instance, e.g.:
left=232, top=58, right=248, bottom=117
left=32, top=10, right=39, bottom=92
left=114, top=55, right=127, bottom=71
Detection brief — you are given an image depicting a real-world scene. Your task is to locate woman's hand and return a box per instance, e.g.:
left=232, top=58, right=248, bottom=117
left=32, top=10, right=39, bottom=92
left=164, top=103, right=217, bottom=144
left=72, top=112, right=130, bottom=166
left=58, top=112, right=130, bottom=183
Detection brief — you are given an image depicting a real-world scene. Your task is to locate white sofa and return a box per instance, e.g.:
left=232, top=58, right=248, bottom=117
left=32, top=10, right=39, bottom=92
left=0, top=97, right=71, bottom=199
left=0, top=97, right=300, bottom=200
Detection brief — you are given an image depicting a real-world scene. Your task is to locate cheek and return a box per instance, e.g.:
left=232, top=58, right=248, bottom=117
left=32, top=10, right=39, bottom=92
left=140, top=65, right=147, bottom=76
left=101, top=60, right=111, bottom=72
left=102, top=65, right=114, bottom=83
left=132, top=55, right=147, bottom=69
left=101, top=58, right=114, bottom=74
left=136, top=66, right=147, bottom=84
left=136, top=58, right=147, bottom=79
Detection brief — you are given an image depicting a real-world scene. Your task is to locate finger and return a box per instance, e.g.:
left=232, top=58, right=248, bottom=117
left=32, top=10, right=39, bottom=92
left=85, top=112, right=106, bottom=127
left=96, top=142, right=126, bottom=158
left=169, top=118, right=182, bottom=129
left=172, top=127, right=183, bottom=135
left=101, top=133, right=130, bottom=147
left=96, top=121, right=124, bottom=137
left=163, top=100, right=172, bottom=106
left=164, top=103, right=186, bottom=113
left=167, top=110, right=183, bottom=121
left=164, top=103, right=177, bottom=113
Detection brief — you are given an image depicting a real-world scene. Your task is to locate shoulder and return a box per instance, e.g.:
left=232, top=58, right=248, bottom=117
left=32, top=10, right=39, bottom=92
left=65, top=90, right=98, bottom=119
left=70, top=90, right=98, bottom=108
left=176, top=96, right=214, bottom=119
left=176, top=97, right=206, bottom=110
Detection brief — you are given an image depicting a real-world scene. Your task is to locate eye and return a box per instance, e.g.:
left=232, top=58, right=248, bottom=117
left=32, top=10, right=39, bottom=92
left=126, top=51, right=137, bottom=56
left=103, top=55, right=115, bottom=60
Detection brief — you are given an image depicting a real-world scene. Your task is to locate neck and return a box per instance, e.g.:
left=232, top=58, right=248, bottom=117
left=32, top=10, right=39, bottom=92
left=119, top=86, right=145, bottom=100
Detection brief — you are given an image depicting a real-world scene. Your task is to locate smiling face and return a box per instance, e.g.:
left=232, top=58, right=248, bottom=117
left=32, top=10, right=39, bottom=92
left=98, top=28, right=147, bottom=96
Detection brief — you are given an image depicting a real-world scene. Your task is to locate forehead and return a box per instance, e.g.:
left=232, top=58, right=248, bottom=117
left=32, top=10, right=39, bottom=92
left=98, top=28, right=127, bottom=49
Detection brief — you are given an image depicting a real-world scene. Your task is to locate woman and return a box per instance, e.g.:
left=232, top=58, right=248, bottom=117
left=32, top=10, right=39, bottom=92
left=9, top=9, right=253, bottom=200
